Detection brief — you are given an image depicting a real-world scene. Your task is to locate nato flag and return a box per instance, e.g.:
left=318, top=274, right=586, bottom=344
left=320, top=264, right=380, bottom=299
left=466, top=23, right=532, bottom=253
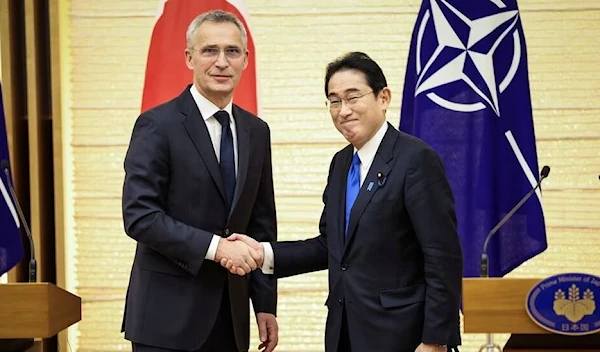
left=399, top=0, right=547, bottom=277
left=0, top=83, right=23, bottom=276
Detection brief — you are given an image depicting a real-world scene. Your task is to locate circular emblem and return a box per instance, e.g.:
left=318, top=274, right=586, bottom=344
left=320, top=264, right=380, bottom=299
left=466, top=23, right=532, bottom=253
left=526, top=273, right=600, bottom=335
left=415, top=0, right=522, bottom=115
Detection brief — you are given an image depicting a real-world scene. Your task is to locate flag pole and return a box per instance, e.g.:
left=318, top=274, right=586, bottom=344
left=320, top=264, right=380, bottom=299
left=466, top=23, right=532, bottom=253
left=479, top=255, right=502, bottom=352
left=478, top=333, right=502, bottom=352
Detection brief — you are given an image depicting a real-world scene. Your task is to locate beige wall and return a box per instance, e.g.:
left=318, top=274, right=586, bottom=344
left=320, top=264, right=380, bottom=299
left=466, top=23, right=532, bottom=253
left=62, top=0, right=600, bottom=351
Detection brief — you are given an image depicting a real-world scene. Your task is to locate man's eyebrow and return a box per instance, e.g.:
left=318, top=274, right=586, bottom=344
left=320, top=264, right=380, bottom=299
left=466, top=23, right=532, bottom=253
left=328, top=88, right=361, bottom=98
left=200, top=44, right=241, bottom=49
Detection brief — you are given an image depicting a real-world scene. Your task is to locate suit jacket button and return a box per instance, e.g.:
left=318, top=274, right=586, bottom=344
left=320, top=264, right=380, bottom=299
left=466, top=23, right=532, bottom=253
left=337, top=299, right=343, bottom=306
left=341, top=263, right=348, bottom=271
left=225, top=228, right=230, bottom=236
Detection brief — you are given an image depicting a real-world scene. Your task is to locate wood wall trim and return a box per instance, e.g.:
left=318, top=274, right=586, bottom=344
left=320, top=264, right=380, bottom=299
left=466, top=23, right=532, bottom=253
left=49, top=0, right=65, bottom=290
left=49, top=0, right=68, bottom=349
left=24, top=0, right=44, bottom=282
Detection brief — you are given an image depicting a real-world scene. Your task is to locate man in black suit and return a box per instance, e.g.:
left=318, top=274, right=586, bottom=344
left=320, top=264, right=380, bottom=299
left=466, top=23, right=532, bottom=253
left=121, top=10, right=278, bottom=352
left=224, top=52, right=463, bottom=352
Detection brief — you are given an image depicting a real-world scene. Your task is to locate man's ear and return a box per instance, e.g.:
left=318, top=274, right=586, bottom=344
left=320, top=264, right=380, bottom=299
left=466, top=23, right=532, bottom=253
left=379, top=87, right=392, bottom=111
left=185, top=49, right=194, bottom=70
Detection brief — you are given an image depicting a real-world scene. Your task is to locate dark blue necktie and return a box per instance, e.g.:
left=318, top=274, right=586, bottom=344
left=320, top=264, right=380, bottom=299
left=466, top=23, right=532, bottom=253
left=214, top=110, right=236, bottom=208
left=345, top=152, right=361, bottom=235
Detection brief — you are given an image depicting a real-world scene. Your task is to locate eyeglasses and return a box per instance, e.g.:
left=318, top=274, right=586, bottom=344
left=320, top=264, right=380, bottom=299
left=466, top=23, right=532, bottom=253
left=190, top=46, right=244, bottom=60
left=326, top=91, right=374, bottom=111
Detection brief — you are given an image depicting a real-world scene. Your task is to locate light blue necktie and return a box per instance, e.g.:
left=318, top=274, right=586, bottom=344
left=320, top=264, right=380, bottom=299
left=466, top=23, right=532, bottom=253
left=345, top=152, right=361, bottom=236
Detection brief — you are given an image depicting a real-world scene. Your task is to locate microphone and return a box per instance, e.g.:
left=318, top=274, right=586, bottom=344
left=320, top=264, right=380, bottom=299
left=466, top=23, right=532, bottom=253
left=480, top=165, right=550, bottom=278
left=1, top=159, right=36, bottom=282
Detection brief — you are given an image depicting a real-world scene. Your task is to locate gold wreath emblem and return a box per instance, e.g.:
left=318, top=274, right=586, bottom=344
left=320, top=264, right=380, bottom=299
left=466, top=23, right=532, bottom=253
left=553, top=284, right=596, bottom=323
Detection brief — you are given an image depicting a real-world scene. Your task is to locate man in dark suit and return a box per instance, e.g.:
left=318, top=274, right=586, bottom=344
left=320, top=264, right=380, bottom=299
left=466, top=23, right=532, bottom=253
left=121, top=10, right=278, bottom=352
left=223, top=52, right=463, bottom=352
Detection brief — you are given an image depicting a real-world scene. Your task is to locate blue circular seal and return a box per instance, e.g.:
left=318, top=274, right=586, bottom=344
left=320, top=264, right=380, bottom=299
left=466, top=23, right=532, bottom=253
left=526, top=273, right=600, bottom=335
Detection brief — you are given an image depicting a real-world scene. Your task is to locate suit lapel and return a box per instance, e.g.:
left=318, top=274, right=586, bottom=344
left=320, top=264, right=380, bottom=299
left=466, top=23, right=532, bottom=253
left=334, top=147, right=353, bottom=253
left=343, top=125, right=398, bottom=256
left=179, top=88, right=227, bottom=204
left=230, top=105, right=250, bottom=217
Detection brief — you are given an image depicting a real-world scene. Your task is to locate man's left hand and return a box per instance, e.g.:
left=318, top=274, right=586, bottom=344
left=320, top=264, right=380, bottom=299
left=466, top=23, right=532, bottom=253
left=256, top=312, right=278, bottom=352
left=415, top=343, right=446, bottom=352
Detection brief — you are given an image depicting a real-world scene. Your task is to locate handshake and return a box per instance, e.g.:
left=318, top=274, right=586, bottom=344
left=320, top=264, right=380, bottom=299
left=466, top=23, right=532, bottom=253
left=214, top=234, right=264, bottom=276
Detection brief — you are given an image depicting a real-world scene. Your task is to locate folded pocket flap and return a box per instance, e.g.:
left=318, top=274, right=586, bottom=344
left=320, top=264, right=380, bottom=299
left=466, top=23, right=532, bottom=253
left=379, top=284, right=425, bottom=308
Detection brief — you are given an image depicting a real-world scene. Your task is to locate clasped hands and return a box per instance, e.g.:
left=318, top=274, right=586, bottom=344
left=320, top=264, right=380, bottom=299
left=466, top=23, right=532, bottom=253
left=215, top=234, right=263, bottom=275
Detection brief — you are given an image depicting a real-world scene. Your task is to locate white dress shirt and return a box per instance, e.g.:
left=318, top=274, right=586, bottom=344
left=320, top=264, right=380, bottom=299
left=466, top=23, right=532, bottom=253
left=188, top=85, right=238, bottom=261
left=261, top=122, right=389, bottom=273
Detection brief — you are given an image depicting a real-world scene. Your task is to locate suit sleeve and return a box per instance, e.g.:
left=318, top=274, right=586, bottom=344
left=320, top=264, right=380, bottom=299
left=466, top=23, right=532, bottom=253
left=248, top=125, right=278, bottom=315
left=404, top=147, right=463, bottom=346
left=269, top=156, right=333, bottom=279
left=122, top=113, right=214, bottom=276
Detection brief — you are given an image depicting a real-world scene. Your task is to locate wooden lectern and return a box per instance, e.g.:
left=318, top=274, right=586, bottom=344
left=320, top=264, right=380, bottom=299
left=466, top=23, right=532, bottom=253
left=463, top=278, right=600, bottom=352
left=0, top=283, right=81, bottom=352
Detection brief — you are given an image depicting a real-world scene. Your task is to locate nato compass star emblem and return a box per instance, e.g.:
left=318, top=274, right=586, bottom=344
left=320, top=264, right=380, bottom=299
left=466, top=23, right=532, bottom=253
left=414, top=0, right=522, bottom=116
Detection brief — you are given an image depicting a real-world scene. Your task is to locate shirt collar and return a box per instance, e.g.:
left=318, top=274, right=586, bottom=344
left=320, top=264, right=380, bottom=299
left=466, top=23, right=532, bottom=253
left=354, top=121, right=388, bottom=168
left=189, top=85, right=234, bottom=122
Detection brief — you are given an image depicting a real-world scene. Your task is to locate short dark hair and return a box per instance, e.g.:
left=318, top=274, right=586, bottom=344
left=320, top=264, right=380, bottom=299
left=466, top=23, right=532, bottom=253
left=324, top=52, right=388, bottom=96
left=187, top=10, right=248, bottom=50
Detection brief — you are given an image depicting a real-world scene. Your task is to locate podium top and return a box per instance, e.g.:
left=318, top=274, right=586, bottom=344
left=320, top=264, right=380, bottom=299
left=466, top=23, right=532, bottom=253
left=0, top=283, right=81, bottom=338
left=463, top=278, right=548, bottom=334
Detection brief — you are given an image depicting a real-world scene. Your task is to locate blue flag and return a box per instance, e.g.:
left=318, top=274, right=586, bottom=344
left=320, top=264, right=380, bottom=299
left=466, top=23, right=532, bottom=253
left=0, top=82, right=23, bottom=276
left=399, top=0, right=547, bottom=277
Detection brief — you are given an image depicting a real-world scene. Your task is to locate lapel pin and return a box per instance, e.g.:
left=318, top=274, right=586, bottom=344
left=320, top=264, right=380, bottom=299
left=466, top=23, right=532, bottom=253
left=377, top=172, right=387, bottom=187
left=367, top=181, right=374, bottom=191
